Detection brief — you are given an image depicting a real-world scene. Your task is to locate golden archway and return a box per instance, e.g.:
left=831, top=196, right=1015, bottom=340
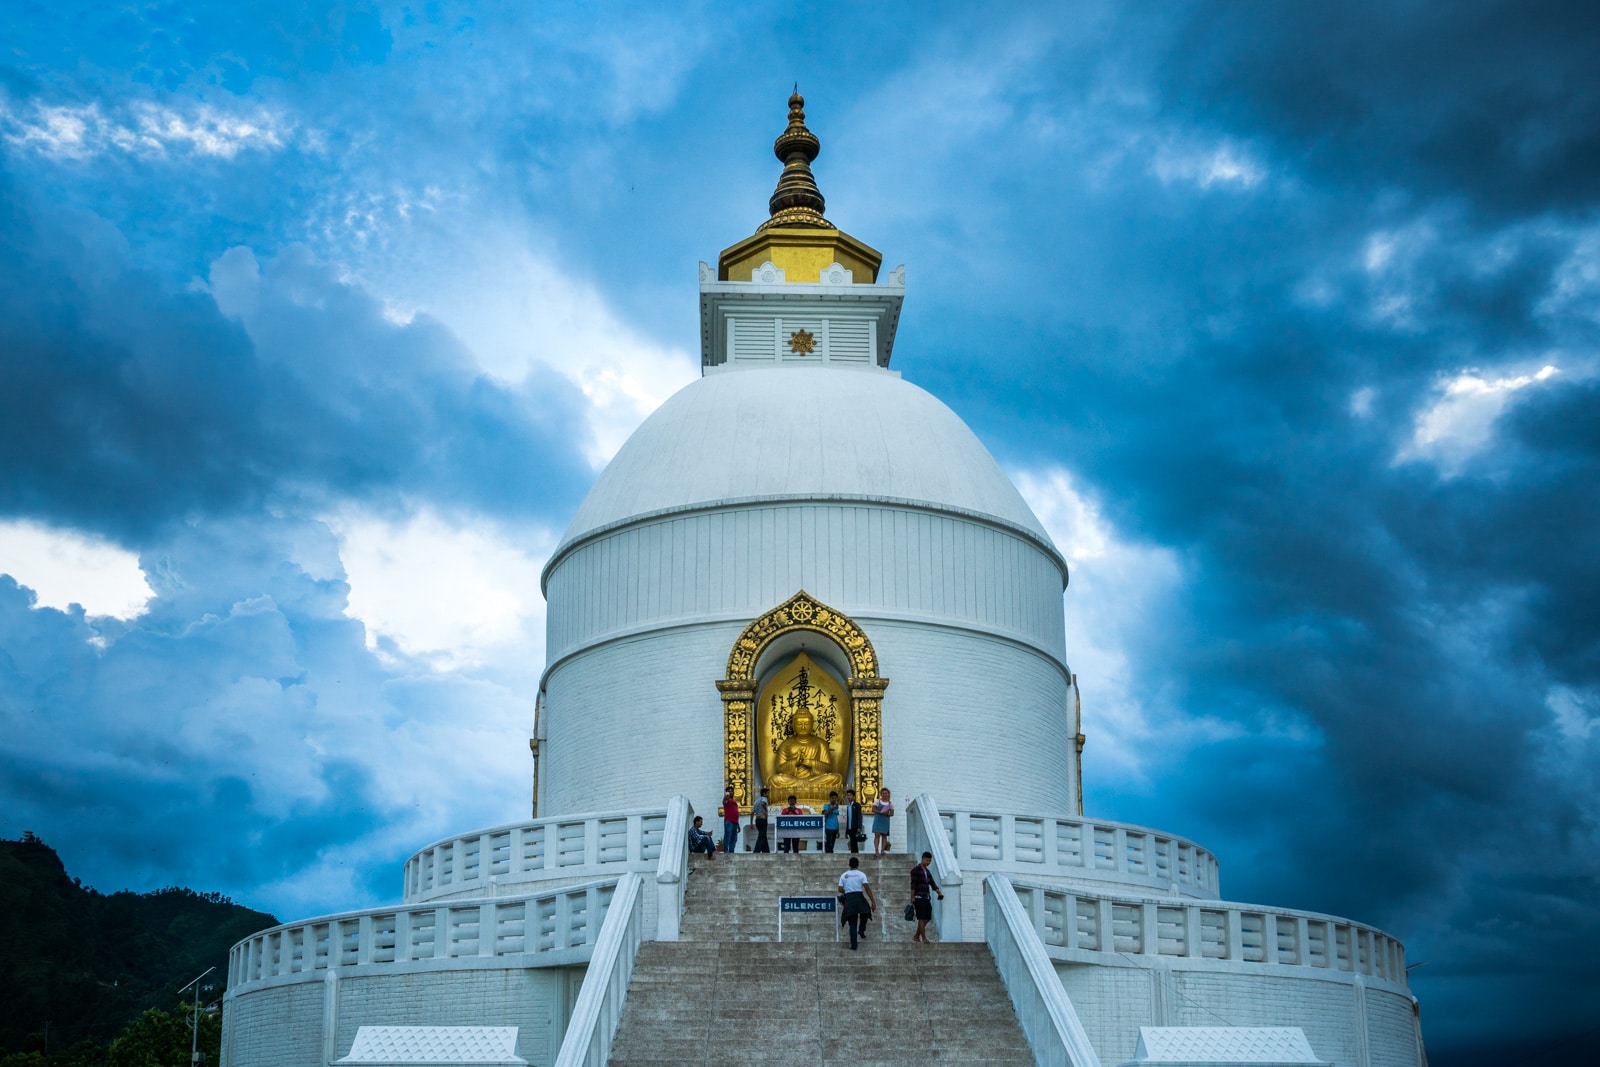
left=717, top=590, right=888, bottom=808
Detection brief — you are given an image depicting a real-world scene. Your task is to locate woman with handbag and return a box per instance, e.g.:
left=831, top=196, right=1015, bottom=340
left=871, top=787, right=894, bottom=856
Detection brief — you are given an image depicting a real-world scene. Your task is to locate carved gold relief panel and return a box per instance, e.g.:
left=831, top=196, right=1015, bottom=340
left=756, top=652, right=851, bottom=808
left=719, top=590, right=885, bottom=808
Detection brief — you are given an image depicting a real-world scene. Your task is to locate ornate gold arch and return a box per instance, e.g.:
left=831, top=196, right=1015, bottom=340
left=717, top=590, right=888, bottom=808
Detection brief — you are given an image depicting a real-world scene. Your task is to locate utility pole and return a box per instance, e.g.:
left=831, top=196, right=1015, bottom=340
left=177, top=966, right=215, bottom=1065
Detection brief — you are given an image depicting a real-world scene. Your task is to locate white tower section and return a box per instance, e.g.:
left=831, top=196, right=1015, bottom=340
left=538, top=259, right=1074, bottom=820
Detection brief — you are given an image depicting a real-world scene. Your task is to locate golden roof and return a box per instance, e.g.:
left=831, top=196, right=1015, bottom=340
left=717, top=91, right=882, bottom=284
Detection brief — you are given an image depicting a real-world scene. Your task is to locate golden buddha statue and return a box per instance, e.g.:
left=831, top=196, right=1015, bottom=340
left=755, top=652, right=851, bottom=807
left=769, top=710, right=844, bottom=794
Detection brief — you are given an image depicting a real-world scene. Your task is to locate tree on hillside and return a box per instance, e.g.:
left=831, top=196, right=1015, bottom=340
left=105, top=1006, right=221, bottom=1067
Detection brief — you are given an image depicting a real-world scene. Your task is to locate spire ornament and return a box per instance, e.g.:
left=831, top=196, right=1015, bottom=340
left=761, top=91, right=834, bottom=230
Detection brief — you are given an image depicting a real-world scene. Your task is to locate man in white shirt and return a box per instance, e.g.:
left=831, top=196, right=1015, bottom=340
left=837, top=856, right=878, bottom=950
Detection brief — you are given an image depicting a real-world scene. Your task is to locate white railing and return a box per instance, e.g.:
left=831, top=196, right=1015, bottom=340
left=227, top=879, right=619, bottom=994
left=906, top=793, right=964, bottom=942
left=1008, top=877, right=1410, bottom=993
left=938, top=809, right=1221, bottom=899
left=984, top=874, right=1104, bottom=1067
left=653, top=796, right=695, bottom=941
left=402, top=805, right=671, bottom=902
left=553, top=872, right=644, bottom=1067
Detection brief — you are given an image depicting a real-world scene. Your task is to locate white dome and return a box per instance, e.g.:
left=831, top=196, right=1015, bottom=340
left=560, top=365, right=1057, bottom=551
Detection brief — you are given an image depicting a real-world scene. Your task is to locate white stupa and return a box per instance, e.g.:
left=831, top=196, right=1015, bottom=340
left=221, top=94, right=1427, bottom=1067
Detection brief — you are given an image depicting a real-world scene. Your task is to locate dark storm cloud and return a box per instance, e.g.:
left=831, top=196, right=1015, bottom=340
left=863, top=6, right=1600, bottom=1056
left=0, top=173, right=593, bottom=543
left=1001, top=11, right=1600, bottom=1058
left=1161, top=0, right=1600, bottom=216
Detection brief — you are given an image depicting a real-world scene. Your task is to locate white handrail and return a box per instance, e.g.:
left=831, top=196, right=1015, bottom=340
left=401, top=806, right=671, bottom=903
left=985, top=874, right=1104, bottom=1067
left=553, top=872, right=645, bottom=1067
left=937, top=809, right=1221, bottom=899
left=907, top=793, right=964, bottom=942
left=1007, top=877, right=1410, bottom=992
left=653, top=795, right=694, bottom=941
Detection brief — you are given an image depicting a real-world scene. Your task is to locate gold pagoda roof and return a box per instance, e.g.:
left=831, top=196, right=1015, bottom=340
left=717, top=91, right=882, bottom=284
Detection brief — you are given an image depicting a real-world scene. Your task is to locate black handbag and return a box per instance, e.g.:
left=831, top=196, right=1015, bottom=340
left=903, top=902, right=916, bottom=922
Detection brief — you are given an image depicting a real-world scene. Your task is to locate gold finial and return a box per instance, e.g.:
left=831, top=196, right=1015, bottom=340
left=762, top=89, right=834, bottom=231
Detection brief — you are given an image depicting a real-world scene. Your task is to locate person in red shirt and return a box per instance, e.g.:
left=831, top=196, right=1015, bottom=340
left=778, top=795, right=804, bottom=853
left=720, top=786, right=740, bottom=854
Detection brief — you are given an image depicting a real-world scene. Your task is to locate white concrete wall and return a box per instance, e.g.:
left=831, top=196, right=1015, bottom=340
left=222, top=966, right=583, bottom=1067
left=545, top=501, right=1068, bottom=665
left=540, top=615, right=1075, bottom=827
left=1054, top=962, right=1421, bottom=1067
left=541, top=499, right=1076, bottom=823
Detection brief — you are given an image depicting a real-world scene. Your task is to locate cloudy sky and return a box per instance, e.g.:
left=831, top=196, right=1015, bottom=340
left=2, top=2, right=1597, bottom=1061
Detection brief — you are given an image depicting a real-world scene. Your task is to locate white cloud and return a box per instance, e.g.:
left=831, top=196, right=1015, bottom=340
left=1350, top=385, right=1377, bottom=417
left=0, top=519, right=153, bottom=620
left=334, top=225, right=697, bottom=468
left=1546, top=685, right=1598, bottom=742
left=1150, top=140, right=1265, bottom=190
left=1398, top=363, right=1560, bottom=473
left=328, top=506, right=556, bottom=672
left=1011, top=466, right=1184, bottom=789
left=432, top=244, right=698, bottom=466
left=2, top=99, right=289, bottom=161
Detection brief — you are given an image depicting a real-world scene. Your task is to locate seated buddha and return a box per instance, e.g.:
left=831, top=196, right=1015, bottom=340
left=768, top=710, right=843, bottom=794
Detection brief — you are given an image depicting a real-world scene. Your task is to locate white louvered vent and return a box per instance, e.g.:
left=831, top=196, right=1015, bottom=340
left=730, top=317, right=775, bottom=362
left=778, top=319, right=824, bottom=361
left=828, top=319, right=873, bottom=363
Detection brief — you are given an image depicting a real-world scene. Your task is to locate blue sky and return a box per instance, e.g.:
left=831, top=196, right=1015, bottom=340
left=2, top=3, right=1597, bottom=1061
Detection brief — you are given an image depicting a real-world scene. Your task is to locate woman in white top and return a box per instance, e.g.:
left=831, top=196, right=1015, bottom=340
left=837, top=856, right=878, bottom=950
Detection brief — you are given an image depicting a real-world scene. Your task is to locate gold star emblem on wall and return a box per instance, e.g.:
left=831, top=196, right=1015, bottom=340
left=788, top=329, right=816, bottom=354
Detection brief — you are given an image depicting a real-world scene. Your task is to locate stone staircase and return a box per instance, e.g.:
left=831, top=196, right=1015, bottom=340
left=680, top=851, right=906, bottom=943
left=606, top=852, right=1036, bottom=1066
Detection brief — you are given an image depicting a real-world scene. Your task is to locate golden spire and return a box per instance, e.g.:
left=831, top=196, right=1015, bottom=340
left=761, top=89, right=834, bottom=231
left=715, top=89, right=882, bottom=283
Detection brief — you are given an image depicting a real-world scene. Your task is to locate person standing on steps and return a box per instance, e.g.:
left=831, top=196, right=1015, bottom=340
left=720, top=786, right=740, bottom=854
left=752, top=788, right=771, bottom=852
left=910, top=851, right=943, bottom=942
left=837, top=856, right=878, bottom=950
left=844, top=789, right=864, bottom=853
left=871, top=787, right=894, bottom=856
left=822, top=791, right=840, bottom=853
left=778, top=795, right=803, bottom=853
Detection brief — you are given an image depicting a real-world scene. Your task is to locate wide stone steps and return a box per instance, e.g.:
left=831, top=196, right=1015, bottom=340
left=680, top=853, right=917, bottom=943
left=606, top=941, right=1035, bottom=1067
left=604, top=852, right=1036, bottom=1065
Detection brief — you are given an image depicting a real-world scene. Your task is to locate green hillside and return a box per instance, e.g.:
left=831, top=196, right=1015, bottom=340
left=0, top=834, right=278, bottom=1060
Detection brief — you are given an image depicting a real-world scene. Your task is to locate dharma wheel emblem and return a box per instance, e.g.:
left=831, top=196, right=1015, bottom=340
left=788, top=328, right=817, bottom=354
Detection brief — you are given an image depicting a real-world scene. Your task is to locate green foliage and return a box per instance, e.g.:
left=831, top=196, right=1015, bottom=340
left=0, top=836, right=277, bottom=1063
left=105, top=1007, right=221, bottom=1067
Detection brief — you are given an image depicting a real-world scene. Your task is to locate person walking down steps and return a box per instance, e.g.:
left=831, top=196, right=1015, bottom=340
left=837, top=856, right=878, bottom=950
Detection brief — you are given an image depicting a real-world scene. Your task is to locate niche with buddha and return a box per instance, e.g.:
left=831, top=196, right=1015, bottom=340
left=755, top=651, right=851, bottom=808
